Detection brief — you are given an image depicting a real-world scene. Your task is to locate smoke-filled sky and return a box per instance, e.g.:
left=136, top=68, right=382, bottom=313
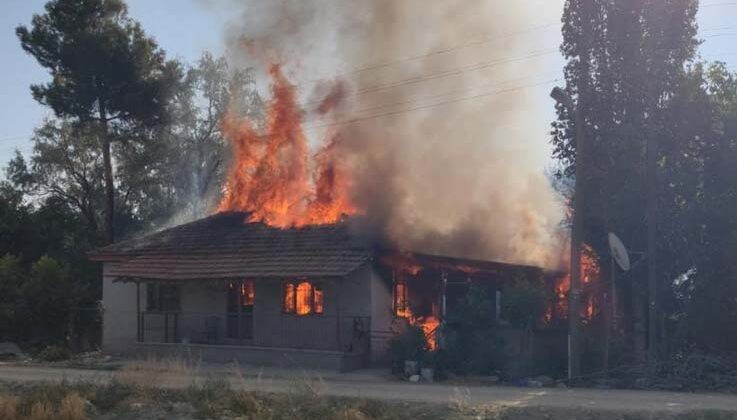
left=2, top=0, right=737, bottom=266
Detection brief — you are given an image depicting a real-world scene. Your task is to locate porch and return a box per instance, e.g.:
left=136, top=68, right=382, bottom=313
left=126, top=274, right=372, bottom=370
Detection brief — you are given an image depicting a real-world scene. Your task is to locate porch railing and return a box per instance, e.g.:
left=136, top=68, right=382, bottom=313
left=140, top=311, right=253, bottom=345
left=138, top=311, right=369, bottom=353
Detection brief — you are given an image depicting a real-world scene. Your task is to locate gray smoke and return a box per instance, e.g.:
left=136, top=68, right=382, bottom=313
left=205, top=0, right=567, bottom=268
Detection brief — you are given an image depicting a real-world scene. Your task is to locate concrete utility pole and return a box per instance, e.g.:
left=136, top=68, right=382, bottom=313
left=551, top=86, right=584, bottom=380
left=646, top=107, right=658, bottom=363
left=550, top=88, right=582, bottom=380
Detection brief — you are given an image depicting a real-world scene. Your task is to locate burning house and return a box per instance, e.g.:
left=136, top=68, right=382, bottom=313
left=90, top=211, right=563, bottom=371
left=89, top=50, right=587, bottom=371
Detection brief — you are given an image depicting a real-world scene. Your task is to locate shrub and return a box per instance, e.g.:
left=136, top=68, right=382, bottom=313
left=441, top=284, right=506, bottom=375
left=228, top=391, right=263, bottom=415
left=387, top=323, right=428, bottom=371
left=36, top=344, right=71, bottom=362
left=88, top=380, right=132, bottom=411
left=499, top=278, right=547, bottom=328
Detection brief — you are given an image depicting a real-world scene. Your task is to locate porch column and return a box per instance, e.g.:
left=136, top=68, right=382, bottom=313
left=136, top=281, right=141, bottom=342
left=336, top=278, right=342, bottom=351
left=237, top=280, right=242, bottom=342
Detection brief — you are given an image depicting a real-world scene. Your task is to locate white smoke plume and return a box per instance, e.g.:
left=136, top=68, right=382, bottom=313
left=203, top=0, right=567, bottom=269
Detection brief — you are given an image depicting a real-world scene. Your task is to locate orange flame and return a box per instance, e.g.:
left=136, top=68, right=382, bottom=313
left=549, top=243, right=601, bottom=322
left=218, top=64, right=357, bottom=227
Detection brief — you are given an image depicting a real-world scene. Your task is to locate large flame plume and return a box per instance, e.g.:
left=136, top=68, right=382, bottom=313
left=218, top=64, right=357, bottom=227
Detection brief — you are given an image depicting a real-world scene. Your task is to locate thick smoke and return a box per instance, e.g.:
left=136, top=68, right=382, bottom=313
left=207, top=0, right=566, bottom=268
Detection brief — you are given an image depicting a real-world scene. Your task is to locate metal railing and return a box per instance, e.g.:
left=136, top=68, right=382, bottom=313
left=139, top=311, right=369, bottom=353
left=140, top=311, right=253, bottom=345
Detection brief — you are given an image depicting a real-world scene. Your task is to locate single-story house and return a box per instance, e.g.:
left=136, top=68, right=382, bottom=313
left=90, top=211, right=562, bottom=371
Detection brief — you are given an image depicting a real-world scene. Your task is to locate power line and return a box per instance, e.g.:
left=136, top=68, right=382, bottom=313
left=301, top=48, right=558, bottom=110
left=349, top=72, right=562, bottom=117
left=304, top=78, right=561, bottom=130
left=306, top=21, right=560, bottom=84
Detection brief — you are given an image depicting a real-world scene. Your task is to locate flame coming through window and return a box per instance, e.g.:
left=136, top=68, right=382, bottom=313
left=283, top=280, right=324, bottom=315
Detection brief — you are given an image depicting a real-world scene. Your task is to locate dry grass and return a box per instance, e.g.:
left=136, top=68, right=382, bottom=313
left=3, top=375, right=733, bottom=420
left=58, top=393, right=88, bottom=420
left=27, top=402, right=53, bottom=420
left=0, top=396, right=19, bottom=420
left=116, top=354, right=201, bottom=389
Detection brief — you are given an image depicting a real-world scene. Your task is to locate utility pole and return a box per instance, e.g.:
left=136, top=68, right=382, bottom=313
left=549, top=86, right=584, bottom=380
left=550, top=0, right=592, bottom=381
left=646, top=101, right=658, bottom=363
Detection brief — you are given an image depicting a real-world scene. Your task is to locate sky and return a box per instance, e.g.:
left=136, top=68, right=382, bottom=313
left=0, top=0, right=736, bottom=168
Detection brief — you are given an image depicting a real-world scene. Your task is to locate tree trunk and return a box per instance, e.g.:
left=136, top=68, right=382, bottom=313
left=99, top=104, right=115, bottom=244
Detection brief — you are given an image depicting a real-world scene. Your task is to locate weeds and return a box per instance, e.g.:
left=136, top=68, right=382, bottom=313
left=116, top=354, right=201, bottom=389
left=0, top=395, right=19, bottom=420
left=27, top=402, right=53, bottom=420
left=58, top=393, right=88, bottom=420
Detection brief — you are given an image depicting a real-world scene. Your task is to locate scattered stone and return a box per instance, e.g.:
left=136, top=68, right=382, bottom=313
left=129, top=402, right=145, bottom=410
left=526, top=379, right=544, bottom=388
left=404, top=360, right=419, bottom=377
left=555, top=381, right=568, bottom=389
left=533, top=376, right=555, bottom=387
left=409, top=374, right=421, bottom=382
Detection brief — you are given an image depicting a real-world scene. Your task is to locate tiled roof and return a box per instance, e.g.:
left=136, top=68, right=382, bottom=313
left=90, top=212, right=373, bottom=280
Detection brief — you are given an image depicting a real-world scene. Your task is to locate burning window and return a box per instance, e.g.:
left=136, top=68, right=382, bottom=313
left=296, top=281, right=312, bottom=315
left=283, top=283, right=296, bottom=313
left=394, top=282, right=410, bottom=318
left=228, top=281, right=255, bottom=311
left=241, top=281, right=255, bottom=306
left=146, top=284, right=181, bottom=312
left=314, top=286, right=324, bottom=314
left=283, top=280, right=324, bottom=315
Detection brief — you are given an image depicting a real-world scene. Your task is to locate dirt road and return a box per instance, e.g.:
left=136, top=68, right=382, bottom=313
left=1, top=364, right=736, bottom=415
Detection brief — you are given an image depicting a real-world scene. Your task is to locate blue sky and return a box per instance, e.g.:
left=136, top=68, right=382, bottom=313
left=1, top=1, right=735, bottom=166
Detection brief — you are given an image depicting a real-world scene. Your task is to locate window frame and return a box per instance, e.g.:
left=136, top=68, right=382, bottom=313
left=145, top=283, right=181, bottom=312
left=282, top=279, right=324, bottom=316
left=393, top=281, right=410, bottom=318
left=227, top=280, right=255, bottom=313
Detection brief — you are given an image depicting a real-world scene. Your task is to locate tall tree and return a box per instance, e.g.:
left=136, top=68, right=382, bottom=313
left=17, top=0, right=180, bottom=243
left=166, top=53, right=262, bottom=219
left=552, top=0, right=699, bottom=364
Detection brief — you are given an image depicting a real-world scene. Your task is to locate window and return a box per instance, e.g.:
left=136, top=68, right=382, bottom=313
left=394, top=282, right=410, bottom=318
left=283, top=280, right=324, bottom=315
left=146, top=284, right=181, bottom=312
left=314, top=286, right=324, bottom=314
left=296, top=281, right=312, bottom=315
left=283, top=283, right=296, bottom=313
left=228, top=281, right=255, bottom=312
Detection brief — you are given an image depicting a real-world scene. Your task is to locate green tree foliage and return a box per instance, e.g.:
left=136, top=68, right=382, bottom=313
left=441, top=285, right=505, bottom=375
left=665, top=64, right=737, bottom=352
left=23, top=256, right=75, bottom=344
left=499, top=278, right=547, bottom=329
left=553, top=0, right=737, bottom=360
left=2, top=0, right=262, bottom=350
left=0, top=255, right=25, bottom=341
left=16, top=0, right=181, bottom=243
left=0, top=255, right=77, bottom=346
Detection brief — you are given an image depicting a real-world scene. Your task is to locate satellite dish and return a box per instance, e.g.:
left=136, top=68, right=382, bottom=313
left=608, top=232, right=631, bottom=271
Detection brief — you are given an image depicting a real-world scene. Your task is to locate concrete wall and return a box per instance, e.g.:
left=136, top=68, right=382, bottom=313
left=101, top=263, right=140, bottom=353
left=369, top=264, right=394, bottom=364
